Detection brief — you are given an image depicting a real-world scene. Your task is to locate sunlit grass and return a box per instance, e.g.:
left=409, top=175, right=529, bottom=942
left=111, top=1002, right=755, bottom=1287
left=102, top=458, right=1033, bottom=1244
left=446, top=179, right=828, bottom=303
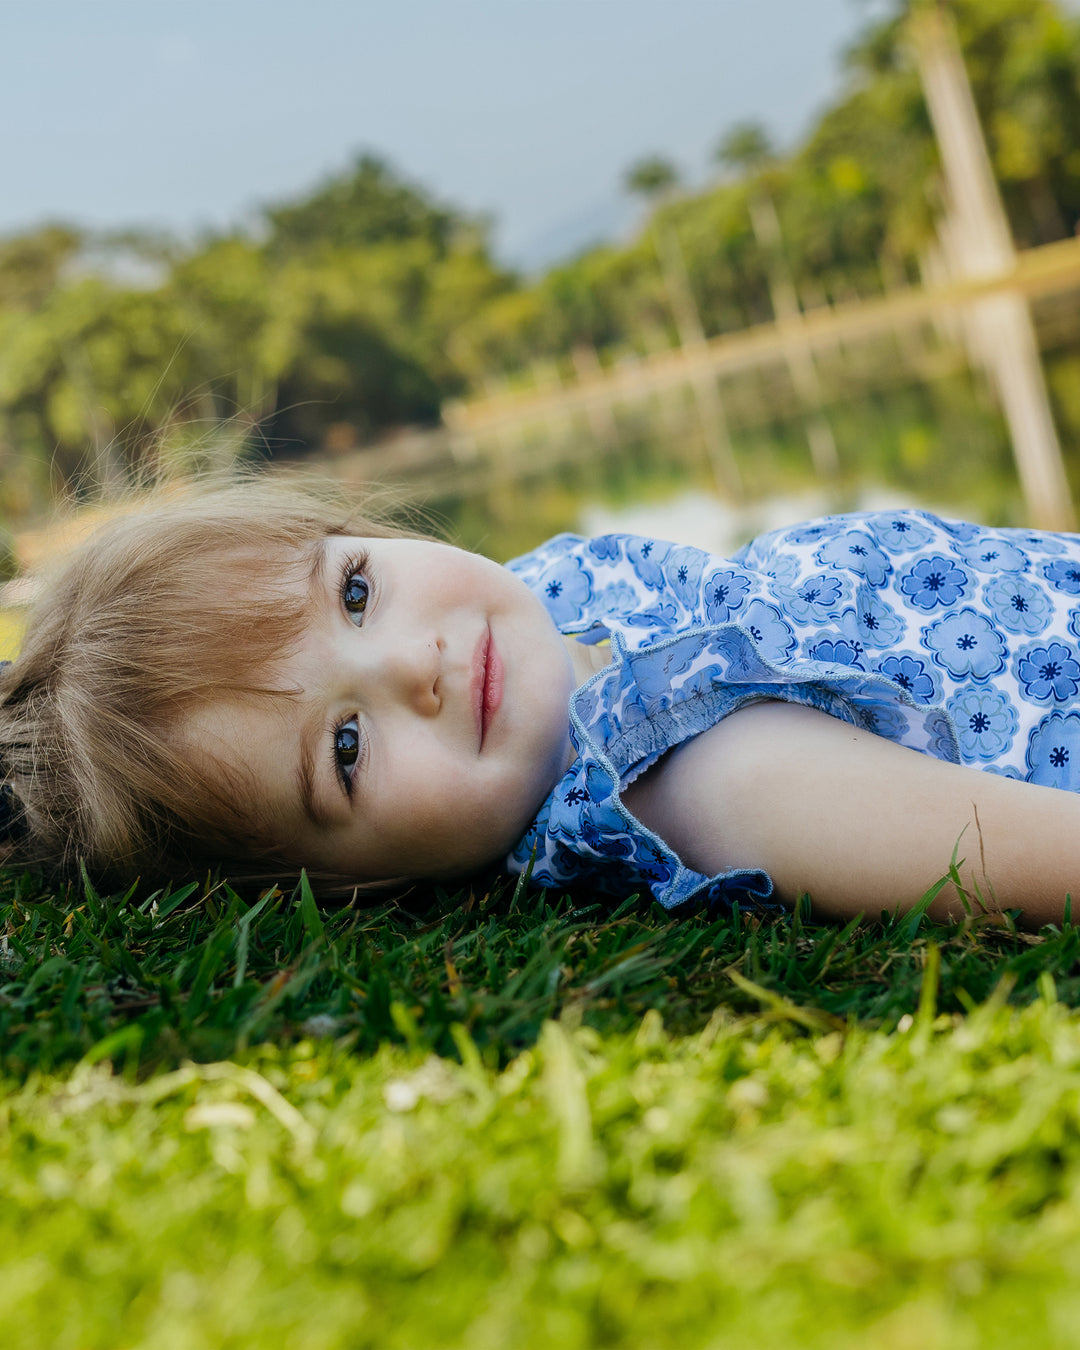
left=3, top=868, right=1080, bottom=1346
left=7, top=991, right=1080, bottom=1349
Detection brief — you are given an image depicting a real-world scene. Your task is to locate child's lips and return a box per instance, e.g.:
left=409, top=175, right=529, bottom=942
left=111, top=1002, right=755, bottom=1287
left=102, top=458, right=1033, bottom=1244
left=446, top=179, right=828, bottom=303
left=473, top=626, right=503, bottom=749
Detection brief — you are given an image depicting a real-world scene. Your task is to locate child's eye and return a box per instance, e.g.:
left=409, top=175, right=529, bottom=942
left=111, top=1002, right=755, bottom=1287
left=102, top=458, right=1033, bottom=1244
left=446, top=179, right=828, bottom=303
left=342, top=570, right=369, bottom=623
left=337, top=549, right=373, bottom=625
left=334, top=717, right=361, bottom=788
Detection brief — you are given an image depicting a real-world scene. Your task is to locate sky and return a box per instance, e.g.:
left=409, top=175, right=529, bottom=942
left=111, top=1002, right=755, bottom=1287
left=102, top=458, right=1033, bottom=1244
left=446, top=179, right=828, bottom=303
left=5, top=0, right=893, bottom=270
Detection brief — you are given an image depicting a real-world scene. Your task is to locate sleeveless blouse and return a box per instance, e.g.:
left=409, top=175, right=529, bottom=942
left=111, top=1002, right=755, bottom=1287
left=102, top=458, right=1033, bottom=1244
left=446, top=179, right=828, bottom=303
left=504, top=510, right=1080, bottom=911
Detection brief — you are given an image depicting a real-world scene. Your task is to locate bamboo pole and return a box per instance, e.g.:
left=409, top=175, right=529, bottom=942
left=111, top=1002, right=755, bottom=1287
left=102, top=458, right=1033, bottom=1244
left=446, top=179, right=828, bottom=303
left=910, top=3, right=1075, bottom=530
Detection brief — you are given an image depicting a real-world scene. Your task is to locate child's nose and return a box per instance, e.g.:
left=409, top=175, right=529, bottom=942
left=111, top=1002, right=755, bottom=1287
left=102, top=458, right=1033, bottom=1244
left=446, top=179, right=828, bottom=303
left=373, top=634, right=442, bottom=715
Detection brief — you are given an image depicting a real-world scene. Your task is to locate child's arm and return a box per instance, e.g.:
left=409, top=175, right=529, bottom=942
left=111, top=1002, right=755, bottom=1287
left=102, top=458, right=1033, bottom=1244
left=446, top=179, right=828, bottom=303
left=622, top=700, right=1080, bottom=926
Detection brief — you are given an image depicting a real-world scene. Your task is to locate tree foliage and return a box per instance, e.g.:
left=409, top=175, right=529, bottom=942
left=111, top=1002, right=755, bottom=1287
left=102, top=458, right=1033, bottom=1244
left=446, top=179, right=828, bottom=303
left=714, top=121, right=775, bottom=175
left=624, top=155, right=681, bottom=199
left=1, top=0, right=1078, bottom=510
left=265, top=152, right=458, bottom=255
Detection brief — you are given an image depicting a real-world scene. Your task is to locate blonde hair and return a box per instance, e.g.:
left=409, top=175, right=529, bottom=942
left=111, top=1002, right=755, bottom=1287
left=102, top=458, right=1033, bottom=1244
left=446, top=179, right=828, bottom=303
left=0, top=476, right=424, bottom=891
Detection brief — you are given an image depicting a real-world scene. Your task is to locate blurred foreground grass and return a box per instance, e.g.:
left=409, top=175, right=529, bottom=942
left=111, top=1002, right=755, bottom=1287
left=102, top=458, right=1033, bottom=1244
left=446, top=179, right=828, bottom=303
left=7, top=991, right=1080, bottom=1349
left=5, top=869, right=1080, bottom=1345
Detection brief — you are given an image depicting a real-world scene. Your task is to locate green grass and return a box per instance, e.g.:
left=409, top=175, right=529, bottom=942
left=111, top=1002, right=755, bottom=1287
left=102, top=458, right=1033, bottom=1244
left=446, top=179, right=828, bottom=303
left=6, top=868, right=1080, bottom=1347
left=4, top=868, right=1079, bottom=1076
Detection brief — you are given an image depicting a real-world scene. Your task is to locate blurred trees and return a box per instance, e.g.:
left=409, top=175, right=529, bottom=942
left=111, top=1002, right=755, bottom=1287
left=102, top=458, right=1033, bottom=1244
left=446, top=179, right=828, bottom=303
left=0, top=154, right=512, bottom=503
left=1, top=0, right=1079, bottom=512
left=459, top=0, right=1080, bottom=374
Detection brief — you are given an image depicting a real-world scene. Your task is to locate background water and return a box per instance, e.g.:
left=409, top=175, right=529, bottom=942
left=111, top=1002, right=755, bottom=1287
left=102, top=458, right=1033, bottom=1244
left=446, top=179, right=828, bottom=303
left=361, top=338, right=1070, bottom=562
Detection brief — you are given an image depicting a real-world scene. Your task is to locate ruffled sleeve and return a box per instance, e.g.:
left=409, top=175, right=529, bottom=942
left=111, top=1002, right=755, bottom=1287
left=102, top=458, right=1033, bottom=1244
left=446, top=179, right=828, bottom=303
left=507, top=622, right=958, bottom=912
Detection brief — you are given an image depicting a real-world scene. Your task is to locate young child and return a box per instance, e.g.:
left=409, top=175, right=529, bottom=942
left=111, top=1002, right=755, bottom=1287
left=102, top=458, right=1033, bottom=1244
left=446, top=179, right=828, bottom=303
left=3, top=478, right=1080, bottom=927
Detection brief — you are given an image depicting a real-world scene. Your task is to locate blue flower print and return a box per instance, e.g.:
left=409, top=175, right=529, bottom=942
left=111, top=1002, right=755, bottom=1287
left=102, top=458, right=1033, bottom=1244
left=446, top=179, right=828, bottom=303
left=663, top=546, right=706, bottom=609
left=541, top=839, right=594, bottom=884
left=586, top=534, right=622, bottom=563
left=627, top=831, right=677, bottom=885
left=923, top=609, right=1006, bottom=681
left=740, top=599, right=796, bottom=661
left=1044, top=559, right=1080, bottom=595
left=1016, top=531, right=1066, bottom=555
left=841, top=588, right=906, bottom=648
left=877, top=515, right=935, bottom=553
left=623, top=601, right=680, bottom=633
left=956, top=537, right=1028, bottom=574
left=937, top=518, right=983, bottom=543
left=618, top=691, right=652, bottom=731
left=572, top=680, right=602, bottom=725
left=926, top=710, right=961, bottom=762
left=596, top=579, right=639, bottom=615
left=785, top=574, right=847, bottom=624
left=899, top=555, right=970, bottom=611
left=684, top=664, right=731, bottom=706
left=795, top=684, right=852, bottom=718
left=548, top=762, right=613, bottom=838
left=763, top=552, right=801, bottom=588
left=856, top=701, right=909, bottom=742
left=875, top=651, right=940, bottom=704
left=1026, top=711, right=1080, bottom=791
left=505, top=516, right=1080, bottom=910
left=807, top=637, right=864, bottom=669
left=982, top=573, right=1052, bottom=636
left=626, top=657, right=677, bottom=715
left=703, top=628, right=773, bottom=682
left=703, top=568, right=752, bottom=622
left=580, top=817, right=637, bottom=864
left=654, top=633, right=707, bottom=682
left=787, top=518, right=847, bottom=547
left=535, top=554, right=593, bottom=626
left=946, top=686, right=1018, bottom=762
left=626, top=537, right=671, bottom=591
left=1015, top=640, right=1080, bottom=704
left=815, top=532, right=891, bottom=587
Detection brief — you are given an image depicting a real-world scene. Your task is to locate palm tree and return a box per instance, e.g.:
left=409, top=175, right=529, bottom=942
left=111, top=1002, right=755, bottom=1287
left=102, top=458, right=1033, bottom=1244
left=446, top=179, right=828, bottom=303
left=715, top=122, right=839, bottom=479
left=623, top=156, right=681, bottom=201
left=714, top=122, right=774, bottom=178
left=624, top=157, right=742, bottom=499
left=624, top=155, right=702, bottom=346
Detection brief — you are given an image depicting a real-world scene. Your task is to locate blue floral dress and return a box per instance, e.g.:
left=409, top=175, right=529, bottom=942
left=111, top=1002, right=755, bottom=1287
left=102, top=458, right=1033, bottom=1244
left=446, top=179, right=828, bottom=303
left=504, top=509, right=1080, bottom=912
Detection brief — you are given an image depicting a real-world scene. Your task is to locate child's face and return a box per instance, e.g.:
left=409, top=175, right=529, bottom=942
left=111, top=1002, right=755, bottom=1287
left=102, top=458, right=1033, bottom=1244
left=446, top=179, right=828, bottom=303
left=181, top=536, right=577, bottom=881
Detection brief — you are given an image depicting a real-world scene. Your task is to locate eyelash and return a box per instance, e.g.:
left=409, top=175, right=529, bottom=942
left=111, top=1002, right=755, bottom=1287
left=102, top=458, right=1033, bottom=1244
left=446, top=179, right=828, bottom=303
left=338, top=549, right=373, bottom=626
left=330, top=549, right=375, bottom=794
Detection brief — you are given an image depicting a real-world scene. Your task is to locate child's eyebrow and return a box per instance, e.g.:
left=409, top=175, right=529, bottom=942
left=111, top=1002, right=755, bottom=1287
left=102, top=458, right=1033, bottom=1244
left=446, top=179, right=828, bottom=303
left=307, top=537, right=330, bottom=589
left=292, top=536, right=345, bottom=830
left=295, top=728, right=334, bottom=831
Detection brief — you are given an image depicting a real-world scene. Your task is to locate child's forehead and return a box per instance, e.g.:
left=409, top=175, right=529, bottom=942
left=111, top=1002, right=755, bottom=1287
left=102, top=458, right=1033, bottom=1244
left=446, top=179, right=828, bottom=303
left=199, top=533, right=374, bottom=631
left=159, top=534, right=338, bottom=667
left=306, top=533, right=342, bottom=581
left=213, top=534, right=330, bottom=584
